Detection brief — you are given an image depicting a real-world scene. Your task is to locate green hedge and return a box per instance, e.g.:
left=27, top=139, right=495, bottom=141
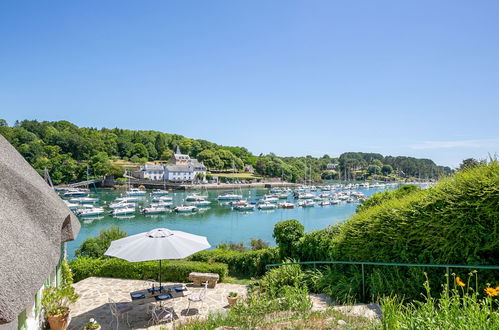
left=188, top=247, right=281, bottom=277
left=70, top=257, right=228, bottom=283
left=296, top=162, right=499, bottom=301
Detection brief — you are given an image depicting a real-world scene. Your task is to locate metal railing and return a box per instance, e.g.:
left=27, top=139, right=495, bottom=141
left=266, top=260, right=499, bottom=300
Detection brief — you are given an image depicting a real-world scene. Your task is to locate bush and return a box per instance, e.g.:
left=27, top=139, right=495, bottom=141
left=356, top=184, right=421, bottom=212
left=296, top=162, right=499, bottom=301
left=188, top=247, right=280, bottom=277
left=74, top=226, right=127, bottom=258
left=70, top=257, right=228, bottom=283
left=273, top=219, right=304, bottom=259
left=257, top=262, right=307, bottom=298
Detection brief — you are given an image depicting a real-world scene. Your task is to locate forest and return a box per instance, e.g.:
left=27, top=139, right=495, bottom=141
left=0, top=119, right=452, bottom=184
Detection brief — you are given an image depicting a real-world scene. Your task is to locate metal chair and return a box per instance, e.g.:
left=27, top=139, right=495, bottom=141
left=185, top=281, right=208, bottom=315
left=148, top=303, right=174, bottom=325
left=108, top=298, right=133, bottom=329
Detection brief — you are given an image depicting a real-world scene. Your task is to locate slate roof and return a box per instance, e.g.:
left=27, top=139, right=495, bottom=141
left=0, top=135, right=80, bottom=324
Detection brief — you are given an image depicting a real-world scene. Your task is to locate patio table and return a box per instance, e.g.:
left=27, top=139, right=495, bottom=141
left=129, top=284, right=189, bottom=305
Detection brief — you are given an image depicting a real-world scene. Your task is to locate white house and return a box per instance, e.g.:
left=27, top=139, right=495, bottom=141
left=137, top=146, right=207, bottom=183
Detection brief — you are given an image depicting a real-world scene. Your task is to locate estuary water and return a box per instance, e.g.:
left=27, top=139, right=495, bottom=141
left=66, top=185, right=396, bottom=259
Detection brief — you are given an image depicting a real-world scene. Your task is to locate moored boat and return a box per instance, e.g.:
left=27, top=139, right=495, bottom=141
left=174, top=205, right=198, bottom=213
left=76, top=207, right=105, bottom=217
left=278, top=202, right=295, bottom=209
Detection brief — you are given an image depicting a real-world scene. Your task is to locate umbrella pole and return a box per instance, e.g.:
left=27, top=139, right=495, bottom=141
left=159, top=259, right=162, bottom=288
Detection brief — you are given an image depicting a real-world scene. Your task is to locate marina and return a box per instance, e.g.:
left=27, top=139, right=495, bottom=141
left=62, top=182, right=427, bottom=258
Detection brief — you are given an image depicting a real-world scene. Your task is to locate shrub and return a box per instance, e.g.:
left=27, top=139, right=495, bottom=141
left=250, top=238, right=269, bottom=250
left=74, top=226, right=127, bottom=258
left=297, top=162, right=499, bottom=301
left=273, top=219, right=304, bottom=259
left=70, top=257, right=228, bottom=283
left=257, top=262, right=307, bottom=298
left=356, top=184, right=421, bottom=212
left=188, top=247, right=280, bottom=277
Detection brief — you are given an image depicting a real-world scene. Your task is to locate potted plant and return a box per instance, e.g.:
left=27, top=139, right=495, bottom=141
left=83, top=318, right=101, bottom=330
left=42, top=285, right=79, bottom=330
left=227, top=292, right=238, bottom=307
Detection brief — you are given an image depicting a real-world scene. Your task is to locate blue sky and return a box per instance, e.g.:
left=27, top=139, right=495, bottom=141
left=1, top=1, right=498, bottom=167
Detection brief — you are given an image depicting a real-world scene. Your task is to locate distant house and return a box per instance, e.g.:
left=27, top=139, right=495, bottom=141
left=326, top=163, right=337, bottom=170
left=0, top=135, right=80, bottom=329
left=139, top=164, right=166, bottom=180
left=136, top=146, right=206, bottom=183
left=244, top=164, right=255, bottom=173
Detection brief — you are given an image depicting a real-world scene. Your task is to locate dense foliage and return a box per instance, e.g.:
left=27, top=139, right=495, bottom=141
left=70, top=256, right=228, bottom=283
left=288, top=162, right=499, bottom=301
left=0, top=119, right=451, bottom=184
left=273, top=219, right=304, bottom=259
left=187, top=247, right=280, bottom=277
left=74, top=226, right=127, bottom=258
left=356, top=184, right=421, bottom=212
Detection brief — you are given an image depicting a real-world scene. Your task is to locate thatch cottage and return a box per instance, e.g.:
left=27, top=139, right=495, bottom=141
left=0, top=135, right=80, bottom=329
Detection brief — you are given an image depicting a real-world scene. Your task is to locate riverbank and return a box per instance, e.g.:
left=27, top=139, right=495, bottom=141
left=112, top=180, right=298, bottom=190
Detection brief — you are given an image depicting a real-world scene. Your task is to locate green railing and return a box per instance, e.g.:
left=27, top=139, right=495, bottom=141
left=266, top=261, right=499, bottom=300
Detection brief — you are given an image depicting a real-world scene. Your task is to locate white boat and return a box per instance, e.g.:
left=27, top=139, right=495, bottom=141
left=185, top=193, right=208, bottom=202
left=109, top=202, right=136, bottom=209
left=76, top=207, right=105, bottom=217
left=174, top=205, right=197, bottom=213
left=276, top=193, right=289, bottom=199
left=115, top=196, right=139, bottom=203
left=278, top=202, right=295, bottom=209
left=258, top=202, right=277, bottom=210
left=330, top=199, right=341, bottom=204
left=217, top=193, right=243, bottom=201
left=111, top=207, right=135, bottom=216
left=141, top=207, right=168, bottom=214
left=296, top=192, right=315, bottom=199
left=261, top=196, right=279, bottom=203
left=151, top=202, right=173, bottom=208
left=234, top=204, right=254, bottom=211
left=125, top=188, right=146, bottom=196
left=63, top=200, right=79, bottom=210
left=298, top=200, right=315, bottom=207
left=191, top=200, right=211, bottom=207
left=63, top=189, right=89, bottom=197
left=320, top=201, right=331, bottom=206
left=152, top=196, right=173, bottom=202
left=69, top=197, right=99, bottom=204
left=152, top=189, right=169, bottom=196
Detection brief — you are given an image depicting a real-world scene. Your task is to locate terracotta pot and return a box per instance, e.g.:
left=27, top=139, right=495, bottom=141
left=227, top=296, right=238, bottom=307
left=47, top=312, right=70, bottom=330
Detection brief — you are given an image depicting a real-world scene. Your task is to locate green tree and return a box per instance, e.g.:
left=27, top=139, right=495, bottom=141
left=75, top=226, right=127, bottom=258
left=381, top=164, right=393, bottom=175
left=131, top=143, right=149, bottom=159
left=273, top=219, right=304, bottom=258
left=159, top=148, right=173, bottom=160
left=89, top=152, right=111, bottom=176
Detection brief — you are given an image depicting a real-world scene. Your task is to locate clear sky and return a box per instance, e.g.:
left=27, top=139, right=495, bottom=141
left=1, top=1, right=498, bottom=167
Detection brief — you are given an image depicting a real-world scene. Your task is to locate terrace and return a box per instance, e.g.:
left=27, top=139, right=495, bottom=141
left=69, top=277, right=247, bottom=329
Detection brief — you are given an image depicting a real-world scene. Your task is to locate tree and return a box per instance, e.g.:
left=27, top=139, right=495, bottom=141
left=159, top=148, right=173, bottom=160
left=459, top=158, right=481, bottom=171
left=197, top=149, right=224, bottom=169
left=89, top=152, right=111, bottom=176
left=381, top=164, right=393, bottom=175
left=75, top=227, right=127, bottom=258
left=131, top=143, right=149, bottom=159
left=273, top=219, right=304, bottom=258
left=146, top=142, right=158, bottom=160
left=0, top=119, right=7, bottom=127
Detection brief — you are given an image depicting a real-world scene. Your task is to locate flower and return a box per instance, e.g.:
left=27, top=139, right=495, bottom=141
left=455, top=277, right=466, bottom=287
left=484, top=287, right=499, bottom=297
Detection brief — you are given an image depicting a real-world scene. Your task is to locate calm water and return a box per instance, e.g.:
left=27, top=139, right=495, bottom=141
left=66, top=185, right=396, bottom=259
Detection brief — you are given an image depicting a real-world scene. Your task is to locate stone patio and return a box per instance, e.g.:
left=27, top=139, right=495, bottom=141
left=69, top=277, right=247, bottom=330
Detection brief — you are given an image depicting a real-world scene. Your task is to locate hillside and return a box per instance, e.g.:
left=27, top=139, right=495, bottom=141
left=0, top=119, right=452, bottom=184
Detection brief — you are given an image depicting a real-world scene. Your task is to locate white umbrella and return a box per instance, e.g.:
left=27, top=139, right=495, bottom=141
left=104, top=228, right=211, bottom=287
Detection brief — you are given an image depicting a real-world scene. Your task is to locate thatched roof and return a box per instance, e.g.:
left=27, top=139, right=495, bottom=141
left=0, top=135, right=80, bottom=324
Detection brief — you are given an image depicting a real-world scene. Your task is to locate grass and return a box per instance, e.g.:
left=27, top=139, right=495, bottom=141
left=224, top=275, right=255, bottom=285
left=211, top=172, right=260, bottom=179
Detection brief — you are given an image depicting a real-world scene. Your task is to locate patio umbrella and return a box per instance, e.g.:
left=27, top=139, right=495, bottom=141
left=104, top=228, right=211, bottom=287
